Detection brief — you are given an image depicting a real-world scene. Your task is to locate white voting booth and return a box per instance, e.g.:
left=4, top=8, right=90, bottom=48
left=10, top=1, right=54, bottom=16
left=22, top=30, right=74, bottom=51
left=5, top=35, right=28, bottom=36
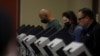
left=18, top=35, right=92, bottom=56
left=17, top=33, right=27, bottom=41
left=23, top=36, right=92, bottom=56
left=17, top=25, right=92, bottom=56
left=63, top=42, right=92, bottom=56
left=47, top=38, right=66, bottom=56
left=35, top=37, right=50, bottom=56
left=23, top=35, right=37, bottom=44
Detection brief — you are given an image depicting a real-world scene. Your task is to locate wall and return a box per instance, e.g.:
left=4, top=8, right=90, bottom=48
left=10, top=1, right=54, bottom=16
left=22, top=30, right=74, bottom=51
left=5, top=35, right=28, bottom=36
left=20, top=0, right=68, bottom=28
left=20, top=0, right=92, bottom=27
left=67, top=0, right=92, bottom=14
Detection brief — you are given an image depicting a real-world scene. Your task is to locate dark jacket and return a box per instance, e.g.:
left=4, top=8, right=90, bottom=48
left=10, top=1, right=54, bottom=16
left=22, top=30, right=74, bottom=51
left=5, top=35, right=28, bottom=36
left=93, top=24, right=100, bottom=56
left=80, top=21, right=100, bottom=56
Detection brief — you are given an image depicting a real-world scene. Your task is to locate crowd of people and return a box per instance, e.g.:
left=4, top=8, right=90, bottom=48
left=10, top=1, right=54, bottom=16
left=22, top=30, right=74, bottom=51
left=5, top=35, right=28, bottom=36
left=39, top=8, right=100, bottom=56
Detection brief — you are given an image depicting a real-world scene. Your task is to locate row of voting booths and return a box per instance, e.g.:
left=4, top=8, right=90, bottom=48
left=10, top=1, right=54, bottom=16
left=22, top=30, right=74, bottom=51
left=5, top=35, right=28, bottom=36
left=17, top=24, right=92, bottom=56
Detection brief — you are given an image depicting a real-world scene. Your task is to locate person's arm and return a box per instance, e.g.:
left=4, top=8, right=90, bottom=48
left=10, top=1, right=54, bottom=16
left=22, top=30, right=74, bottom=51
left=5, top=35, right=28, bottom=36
left=73, top=26, right=83, bottom=42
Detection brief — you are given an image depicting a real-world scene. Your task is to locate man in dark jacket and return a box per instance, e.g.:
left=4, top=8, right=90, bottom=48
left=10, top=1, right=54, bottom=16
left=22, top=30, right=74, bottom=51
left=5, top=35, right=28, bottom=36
left=77, top=8, right=100, bottom=56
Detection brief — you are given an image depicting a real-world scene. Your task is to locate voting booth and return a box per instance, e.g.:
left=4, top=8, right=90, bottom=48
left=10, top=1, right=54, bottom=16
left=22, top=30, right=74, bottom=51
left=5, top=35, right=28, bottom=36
left=17, top=25, right=92, bottom=56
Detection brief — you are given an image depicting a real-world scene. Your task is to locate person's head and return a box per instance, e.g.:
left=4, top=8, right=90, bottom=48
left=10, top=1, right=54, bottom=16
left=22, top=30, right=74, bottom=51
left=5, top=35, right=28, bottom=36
left=62, top=11, right=77, bottom=27
left=39, top=9, right=53, bottom=24
left=77, top=8, right=95, bottom=28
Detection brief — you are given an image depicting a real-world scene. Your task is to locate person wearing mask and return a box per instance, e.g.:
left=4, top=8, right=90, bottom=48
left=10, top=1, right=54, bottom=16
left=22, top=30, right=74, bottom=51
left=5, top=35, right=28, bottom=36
left=39, top=9, right=61, bottom=30
left=77, top=8, right=100, bottom=56
left=62, top=11, right=83, bottom=41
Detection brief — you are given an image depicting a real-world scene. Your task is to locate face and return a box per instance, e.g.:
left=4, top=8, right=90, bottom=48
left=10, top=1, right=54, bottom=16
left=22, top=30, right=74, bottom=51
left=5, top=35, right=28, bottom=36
left=39, top=13, right=49, bottom=23
left=77, top=11, right=89, bottom=27
left=39, top=13, right=47, bottom=20
left=62, top=16, right=72, bottom=28
left=62, top=16, right=70, bottom=23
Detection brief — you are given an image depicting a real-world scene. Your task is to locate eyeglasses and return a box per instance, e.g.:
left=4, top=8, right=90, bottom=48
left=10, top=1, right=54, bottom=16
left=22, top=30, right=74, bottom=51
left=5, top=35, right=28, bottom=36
left=78, top=16, right=86, bottom=21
